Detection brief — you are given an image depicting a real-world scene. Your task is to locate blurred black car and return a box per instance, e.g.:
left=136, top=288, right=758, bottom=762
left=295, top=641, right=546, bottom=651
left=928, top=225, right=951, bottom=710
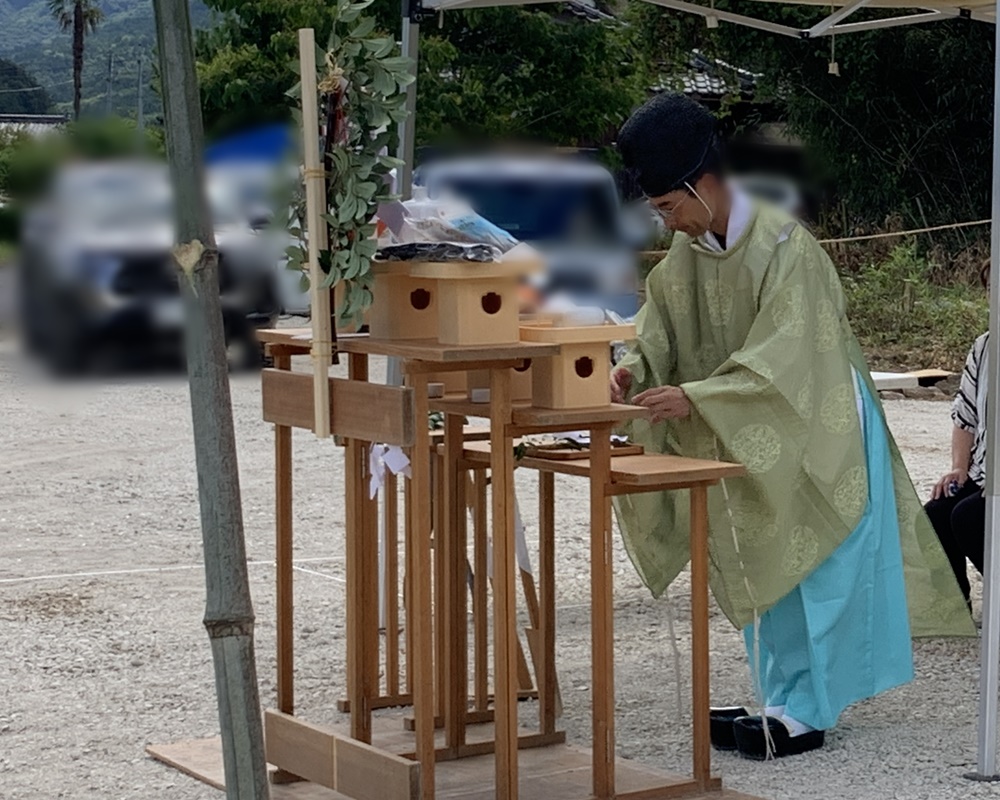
left=18, top=161, right=279, bottom=374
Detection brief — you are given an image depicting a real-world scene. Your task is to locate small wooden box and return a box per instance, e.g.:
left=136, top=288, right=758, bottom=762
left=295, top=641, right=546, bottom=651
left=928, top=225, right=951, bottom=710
left=467, top=362, right=533, bottom=403
left=369, top=262, right=439, bottom=341
left=520, top=323, right=636, bottom=410
left=410, top=261, right=540, bottom=347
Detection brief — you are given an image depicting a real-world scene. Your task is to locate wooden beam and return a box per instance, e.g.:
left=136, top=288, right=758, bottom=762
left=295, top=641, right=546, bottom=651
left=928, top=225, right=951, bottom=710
left=538, top=470, right=559, bottom=734
left=261, top=369, right=414, bottom=447
left=264, top=710, right=419, bottom=800
left=385, top=471, right=401, bottom=698
left=489, top=368, right=518, bottom=800
left=590, top=426, right=615, bottom=799
left=404, top=480, right=414, bottom=697
left=406, top=370, right=436, bottom=798
left=337, top=693, right=412, bottom=713
left=472, top=471, right=489, bottom=713
left=406, top=358, right=532, bottom=375
left=444, top=413, right=469, bottom=750
left=346, top=353, right=376, bottom=745
left=338, top=336, right=559, bottom=363
left=433, top=453, right=446, bottom=723
left=395, top=730, right=567, bottom=761
left=690, top=484, right=712, bottom=790
left=273, top=351, right=295, bottom=723
left=345, top=427, right=362, bottom=737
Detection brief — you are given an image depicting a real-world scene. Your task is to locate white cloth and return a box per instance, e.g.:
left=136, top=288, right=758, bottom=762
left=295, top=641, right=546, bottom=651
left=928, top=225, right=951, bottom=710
left=698, top=185, right=796, bottom=254
left=369, top=444, right=411, bottom=499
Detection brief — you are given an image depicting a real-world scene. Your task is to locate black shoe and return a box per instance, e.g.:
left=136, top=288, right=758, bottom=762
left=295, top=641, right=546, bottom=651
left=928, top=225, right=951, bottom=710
left=710, top=706, right=748, bottom=751
left=733, top=715, right=825, bottom=760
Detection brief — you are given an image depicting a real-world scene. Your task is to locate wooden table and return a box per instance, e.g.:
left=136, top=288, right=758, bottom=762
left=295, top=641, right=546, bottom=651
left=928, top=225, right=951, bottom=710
left=452, top=442, right=747, bottom=796
left=256, top=328, right=568, bottom=799
left=151, top=327, right=762, bottom=800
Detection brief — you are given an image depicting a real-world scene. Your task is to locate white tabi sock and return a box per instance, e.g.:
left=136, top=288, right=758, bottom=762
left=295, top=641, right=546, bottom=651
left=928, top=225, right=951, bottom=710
left=780, top=714, right=816, bottom=738
left=765, top=705, right=785, bottom=718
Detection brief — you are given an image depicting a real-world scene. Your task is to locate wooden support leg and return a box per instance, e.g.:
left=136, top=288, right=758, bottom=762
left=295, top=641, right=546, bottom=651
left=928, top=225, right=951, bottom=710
left=273, top=348, right=299, bottom=785
left=443, top=414, right=468, bottom=751
left=690, top=484, right=711, bottom=790
left=472, top=471, right=489, bottom=713
left=274, top=349, right=294, bottom=717
left=433, top=452, right=446, bottom=722
left=362, top=435, right=380, bottom=735
left=537, top=471, right=558, bottom=734
left=406, top=369, right=435, bottom=799
left=385, top=472, right=400, bottom=698
left=404, top=482, right=414, bottom=697
left=591, top=426, right=614, bottom=799
left=489, top=368, right=518, bottom=800
left=347, top=353, right=376, bottom=745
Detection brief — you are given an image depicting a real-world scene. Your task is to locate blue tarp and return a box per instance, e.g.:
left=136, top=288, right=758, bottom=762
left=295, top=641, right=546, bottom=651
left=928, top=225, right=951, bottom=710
left=204, top=124, right=295, bottom=165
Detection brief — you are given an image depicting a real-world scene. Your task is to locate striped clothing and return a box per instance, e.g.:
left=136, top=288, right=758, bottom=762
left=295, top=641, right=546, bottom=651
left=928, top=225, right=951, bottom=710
left=952, top=332, right=989, bottom=486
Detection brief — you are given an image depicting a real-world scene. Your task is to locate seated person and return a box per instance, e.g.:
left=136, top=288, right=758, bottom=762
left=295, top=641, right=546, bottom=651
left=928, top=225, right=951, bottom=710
left=925, top=258, right=990, bottom=611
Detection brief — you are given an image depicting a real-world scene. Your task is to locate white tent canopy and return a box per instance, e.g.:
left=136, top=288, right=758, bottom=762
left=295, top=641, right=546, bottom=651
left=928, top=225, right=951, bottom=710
left=395, top=0, right=1000, bottom=779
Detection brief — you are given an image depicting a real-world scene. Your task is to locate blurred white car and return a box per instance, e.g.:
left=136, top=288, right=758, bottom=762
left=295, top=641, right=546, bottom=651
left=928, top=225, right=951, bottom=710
left=19, top=161, right=280, bottom=373
left=206, top=163, right=311, bottom=316
left=414, top=156, right=650, bottom=319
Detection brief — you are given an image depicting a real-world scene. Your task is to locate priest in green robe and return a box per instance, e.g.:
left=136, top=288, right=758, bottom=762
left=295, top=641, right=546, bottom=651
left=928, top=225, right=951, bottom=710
left=611, top=93, right=973, bottom=760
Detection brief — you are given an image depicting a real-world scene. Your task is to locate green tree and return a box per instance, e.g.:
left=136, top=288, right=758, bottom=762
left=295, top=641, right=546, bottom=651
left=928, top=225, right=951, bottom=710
left=195, top=0, right=399, bottom=139
left=195, top=0, right=643, bottom=150
left=0, top=58, right=52, bottom=115
left=416, top=7, right=645, bottom=148
left=47, top=0, right=104, bottom=121
left=624, top=3, right=996, bottom=235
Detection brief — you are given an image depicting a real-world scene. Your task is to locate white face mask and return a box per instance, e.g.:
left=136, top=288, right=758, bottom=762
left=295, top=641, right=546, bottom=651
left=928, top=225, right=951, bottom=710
left=685, top=180, right=714, bottom=225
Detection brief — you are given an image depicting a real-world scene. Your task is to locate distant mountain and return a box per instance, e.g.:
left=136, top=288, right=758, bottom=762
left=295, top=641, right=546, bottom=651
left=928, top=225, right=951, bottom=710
left=0, top=0, right=212, bottom=119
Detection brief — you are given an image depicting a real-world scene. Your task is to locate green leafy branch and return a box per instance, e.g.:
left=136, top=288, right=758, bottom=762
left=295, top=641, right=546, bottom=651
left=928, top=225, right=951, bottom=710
left=286, top=0, right=414, bottom=325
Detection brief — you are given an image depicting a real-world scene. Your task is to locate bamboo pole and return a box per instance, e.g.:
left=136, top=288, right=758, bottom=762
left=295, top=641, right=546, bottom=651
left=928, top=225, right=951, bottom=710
left=152, top=1, right=269, bottom=797
left=298, top=28, right=333, bottom=439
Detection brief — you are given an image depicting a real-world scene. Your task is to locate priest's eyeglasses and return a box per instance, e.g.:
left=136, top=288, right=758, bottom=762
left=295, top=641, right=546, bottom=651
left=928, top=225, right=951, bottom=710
left=649, top=191, right=691, bottom=220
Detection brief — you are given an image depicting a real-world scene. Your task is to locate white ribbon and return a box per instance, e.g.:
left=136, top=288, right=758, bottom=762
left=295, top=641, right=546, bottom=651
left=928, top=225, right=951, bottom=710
left=369, top=443, right=412, bottom=499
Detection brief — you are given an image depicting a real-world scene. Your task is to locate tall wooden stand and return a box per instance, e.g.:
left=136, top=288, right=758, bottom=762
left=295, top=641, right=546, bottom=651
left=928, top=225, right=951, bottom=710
left=148, top=326, right=765, bottom=800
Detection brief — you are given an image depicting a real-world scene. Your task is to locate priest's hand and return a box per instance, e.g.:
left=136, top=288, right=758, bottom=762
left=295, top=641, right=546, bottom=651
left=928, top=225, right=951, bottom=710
left=610, top=367, right=632, bottom=404
left=632, top=385, right=690, bottom=422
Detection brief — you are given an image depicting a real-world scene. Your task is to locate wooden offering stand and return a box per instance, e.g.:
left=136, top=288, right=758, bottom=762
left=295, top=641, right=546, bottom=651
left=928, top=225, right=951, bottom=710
left=520, top=322, right=635, bottom=409
left=148, top=263, right=764, bottom=800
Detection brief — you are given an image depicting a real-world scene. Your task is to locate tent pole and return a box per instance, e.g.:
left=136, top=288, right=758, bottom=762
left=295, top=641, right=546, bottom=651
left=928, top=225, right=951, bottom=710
left=974, top=0, right=1000, bottom=780
left=398, top=1, right=420, bottom=201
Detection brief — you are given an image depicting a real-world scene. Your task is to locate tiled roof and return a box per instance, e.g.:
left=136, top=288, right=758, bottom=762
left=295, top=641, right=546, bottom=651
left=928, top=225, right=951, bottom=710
left=564, top=0, right=616, bottom=22
left=653, top=50, right=761, bottom=98
left=0, top=114, right=67, bottom=139
left=0, top=122, right=63, bottom=137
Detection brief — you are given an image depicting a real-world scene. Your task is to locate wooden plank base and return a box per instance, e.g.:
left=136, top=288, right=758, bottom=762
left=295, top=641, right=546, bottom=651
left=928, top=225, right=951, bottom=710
left=148, top=738, right=344, bottom=798
left=149, top=734, right=765, bottom=800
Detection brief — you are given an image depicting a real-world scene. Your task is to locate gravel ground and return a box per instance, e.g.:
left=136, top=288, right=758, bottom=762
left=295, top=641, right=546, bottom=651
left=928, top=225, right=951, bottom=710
left=0, top=322, right=995, bottom=800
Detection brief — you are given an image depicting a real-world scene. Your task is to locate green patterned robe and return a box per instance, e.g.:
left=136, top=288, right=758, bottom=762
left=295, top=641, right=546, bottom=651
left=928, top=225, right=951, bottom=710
left=614, top=201, right=973, bottom=636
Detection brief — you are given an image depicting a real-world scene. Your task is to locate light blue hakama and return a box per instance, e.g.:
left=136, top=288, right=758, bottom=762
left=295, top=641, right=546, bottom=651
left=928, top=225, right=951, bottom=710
left=742, top=380, right=914, bottom=731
